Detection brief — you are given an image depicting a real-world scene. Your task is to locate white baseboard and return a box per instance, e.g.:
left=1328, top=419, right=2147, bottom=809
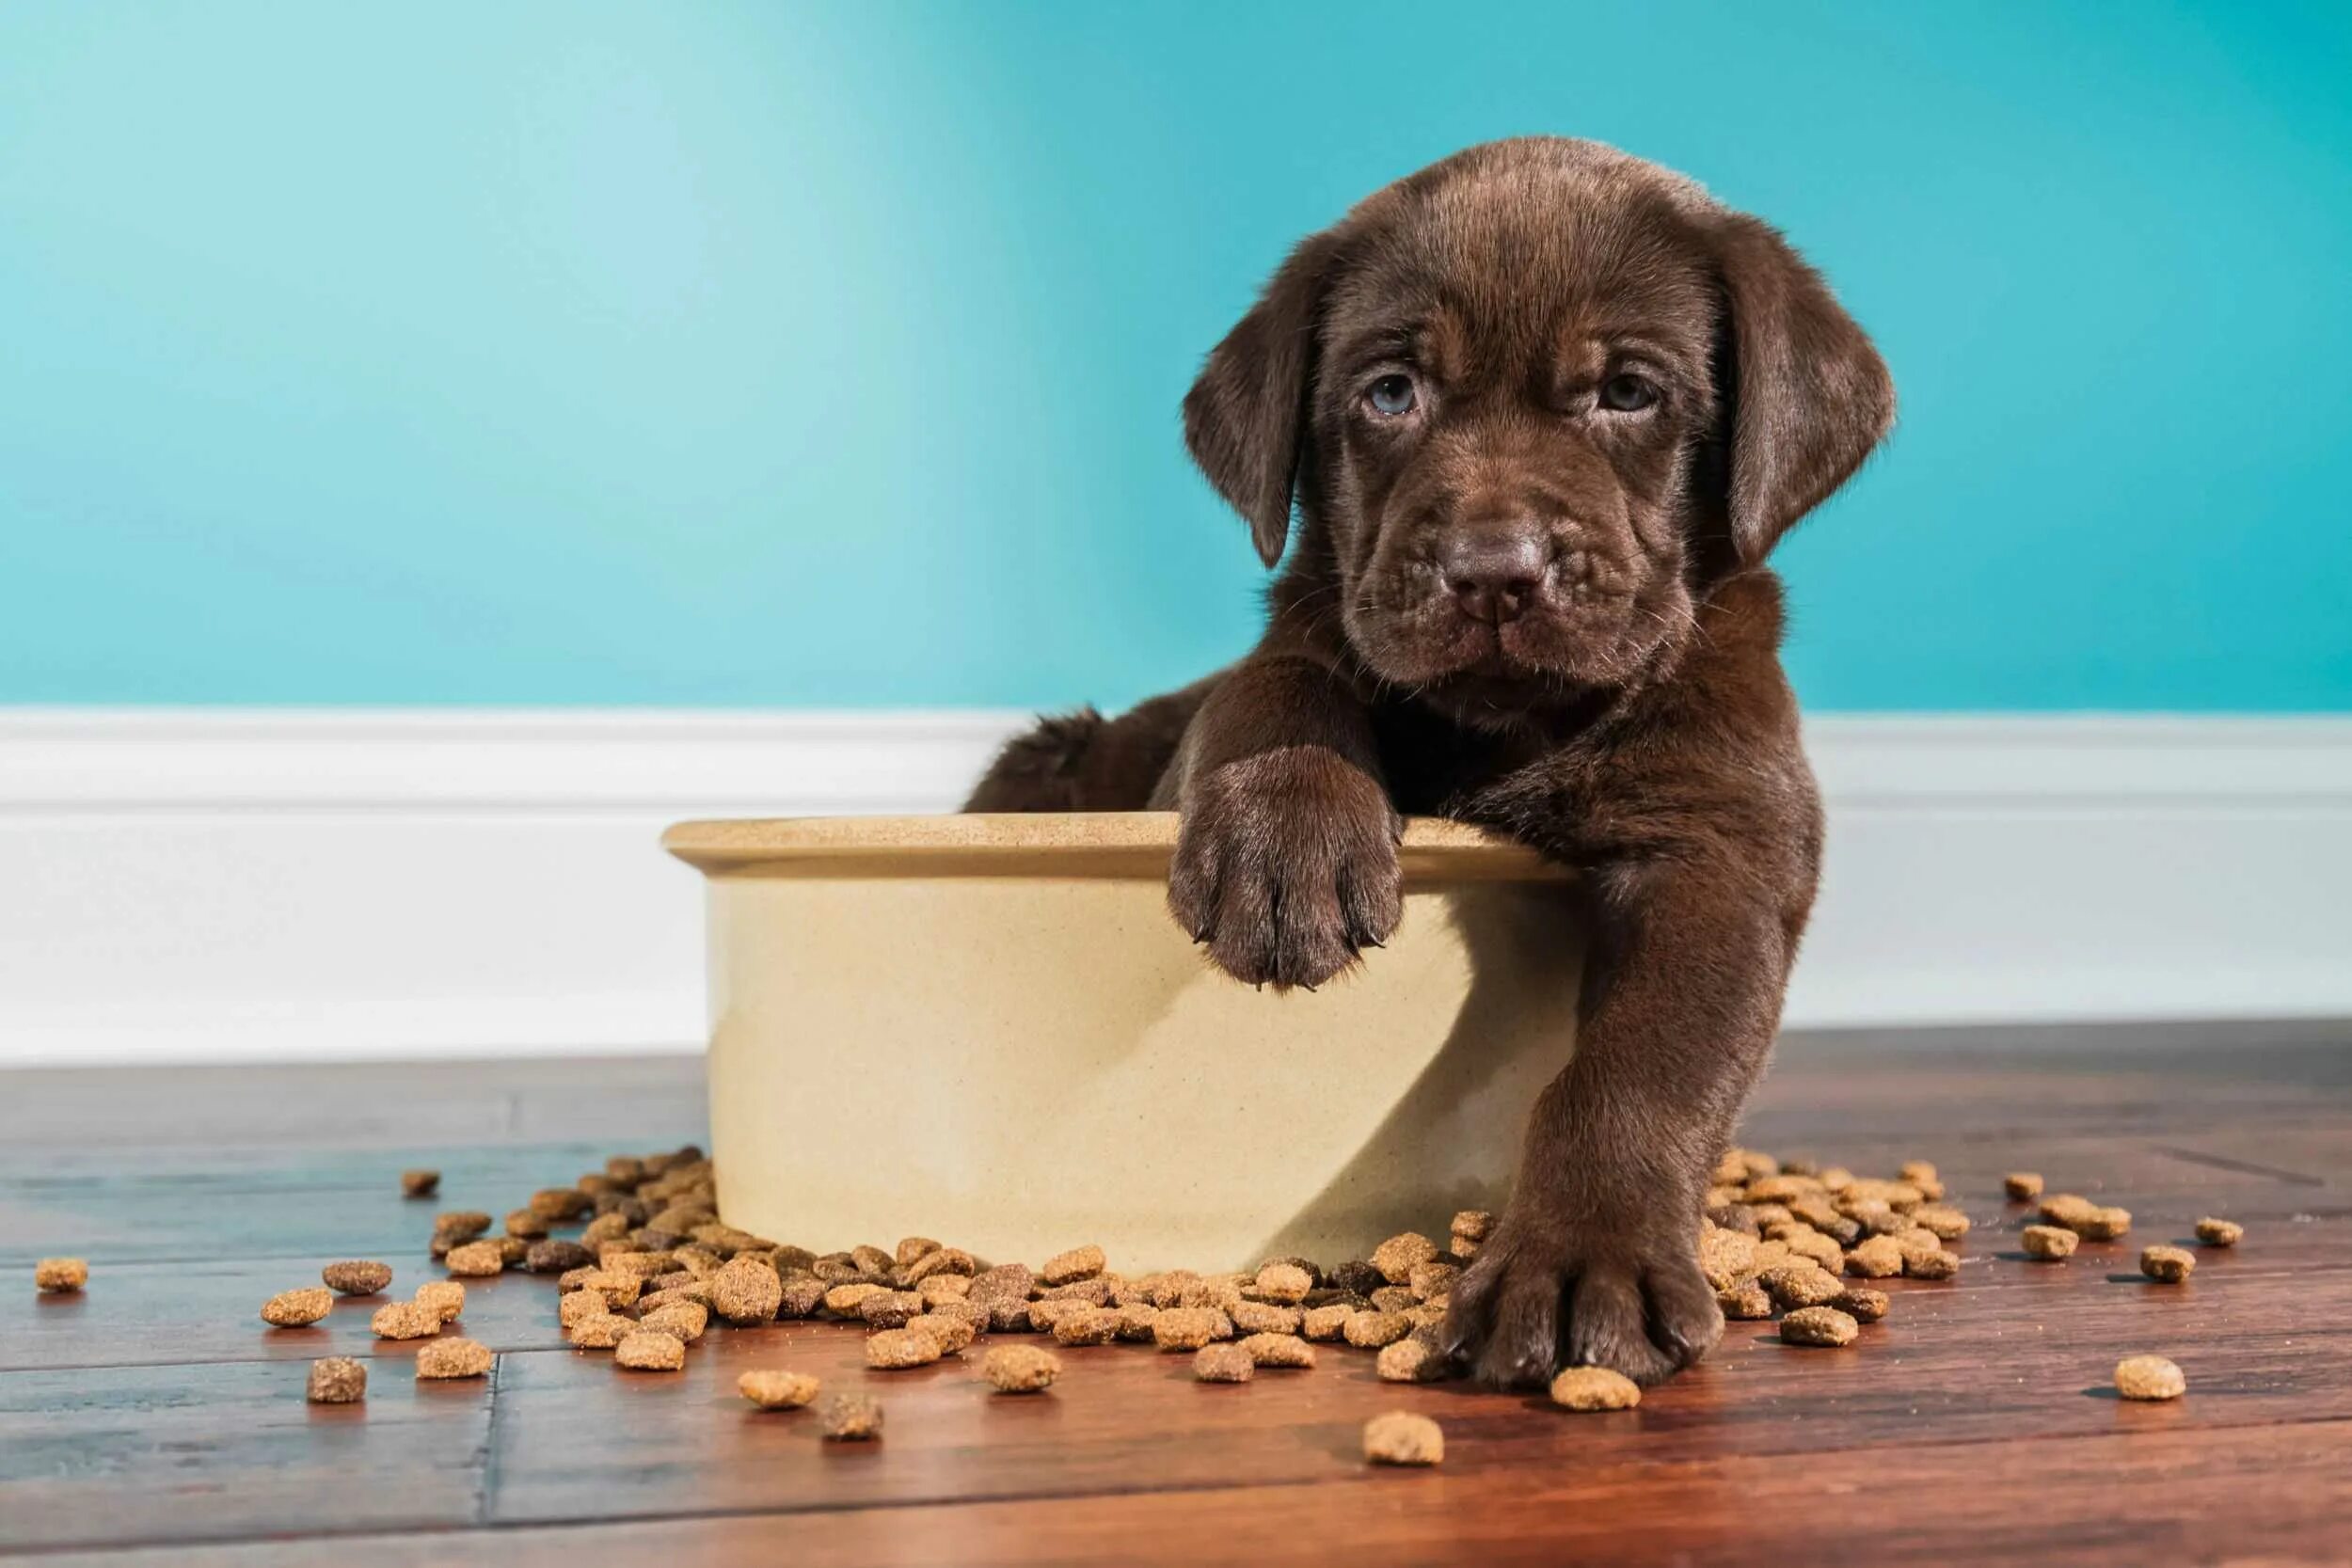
left=1, top=709, right=2346, bottom=1067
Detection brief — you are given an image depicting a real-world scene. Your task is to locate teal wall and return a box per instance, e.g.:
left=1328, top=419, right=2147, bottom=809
left=2, top=2, right=2346, bottom=712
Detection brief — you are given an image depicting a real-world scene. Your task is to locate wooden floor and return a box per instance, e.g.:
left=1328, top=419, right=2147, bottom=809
left=4, top=1032, right=2350, bottom=1566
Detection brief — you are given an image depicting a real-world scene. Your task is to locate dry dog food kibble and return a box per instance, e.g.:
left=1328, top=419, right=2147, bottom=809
left=526, top=1241, right=595, bottom=1275
left=1193, top=1343, right=1255, bottom=1383
left=1549, top=1367, right=1642, bottom=1410
left=1253, top=1262, right=1312, bottom=1305
left=1781, top=1306, right=1860, bottom=1347
left=614, top=1331, right=687, bottom=1371
left=1844, top=1235, right=1905, bottom=1278
left=1241, top=1332, right=1317, bottom=1370
left=1371, top=1232, right=1438, bottom=1284
left=1362, top=1411, right=1444, bottom=1466
left=1719, top=1281, right=1773, bottom=1320
left=2140, top=1245, right=2197, bottom=1283
left=307, top=1356, right=368, bottom=1403
left=443, top=1242, right=506, bottom=1277
left=1039, top=1244, right=1105, bottom=1286
left=2003, top=1172, right=2043, bottom=1201
left=908, top=1311, right=977, bottom=1354
left=401, top=1169, right=441, bottom=1198
left=982, top=1343, right=1061, bottom=1393
left=2075, top=1206, right=2133, bottom=1241
left=322, top=1260, right=392, bottom=1296
left=413, top=1279, right=467, bottom=1322
left=640, top=1302, right=708, bottom=1343
left=1152, top=1307, right=1229, bottom=1351
left=35, top=1259, right=88, bottom=1293
left=711, top=1257, right=785, bottom=1323
left=1051, top=1306, right=1121, bottom=1347
left=2115, top=1354, right=2186, bottom=1401
left=1301, top=1304, right=1355, bottom=1340
left=866, top=1328, right=943, bottom=1370
left=1229, top=1300, right=1302, bottom=1336
left=739, top=1370, right=821, bottom=1409
left=1901, top=1244, right=1960, bottom=1280
left=1832, top=1286, right=1890, bottom=1323
left=1375, top=1337, right=1446, bottom=1383
left=416, top=1338, right=493, bottom=1380
left=568, top=1313, right=634, bottom=1349
left=1911, top=1205, right=1971, bottom=1240
left=262, top=1287, right=335, bottom=1327
left=371, top=1302, right=442, bottom=1340
left=1343, top=1310, right=1415, bottom=1349
left=818, top=1392, right=884, bottom=1441
left=2196, top=1217, right=2244, bottom=1247
left=1759, top=1263, right=1846, bottom=1309
left=2022, top=1224, right=2080, bottom=1259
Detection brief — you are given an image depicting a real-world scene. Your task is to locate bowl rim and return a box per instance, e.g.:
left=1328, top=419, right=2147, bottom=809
left=662, top=812, right=1566, bottom=882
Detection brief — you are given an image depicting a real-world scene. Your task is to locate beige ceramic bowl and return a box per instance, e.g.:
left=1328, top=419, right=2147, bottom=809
left=663, top=813, right=1580, bottom=1273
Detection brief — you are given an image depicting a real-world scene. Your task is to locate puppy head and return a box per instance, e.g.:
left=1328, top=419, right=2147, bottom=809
left=1184, top=137, right=1892, bottom=720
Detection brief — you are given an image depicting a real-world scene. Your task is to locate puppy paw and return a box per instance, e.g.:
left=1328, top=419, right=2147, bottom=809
left=1442, top=1205, right=1723, bottom=1388
left=1168, top=747, right=1401, bottom=990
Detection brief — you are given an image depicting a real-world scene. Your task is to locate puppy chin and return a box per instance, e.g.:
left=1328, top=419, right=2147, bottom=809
left=1353, top=603, right=1665, bottom=703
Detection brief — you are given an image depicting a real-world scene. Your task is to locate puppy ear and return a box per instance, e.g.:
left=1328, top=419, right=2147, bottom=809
left=1183, top=230, right=1343, bottom=567
left=1713, top=214, right=1895, bottom=563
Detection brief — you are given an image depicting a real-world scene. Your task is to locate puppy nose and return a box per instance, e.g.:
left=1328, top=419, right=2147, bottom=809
left=1441, top=530, right=1548, bottom=625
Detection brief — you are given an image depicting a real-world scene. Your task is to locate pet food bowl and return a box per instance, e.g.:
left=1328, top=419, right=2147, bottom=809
left=662, top=813, right=1581, bottom=1272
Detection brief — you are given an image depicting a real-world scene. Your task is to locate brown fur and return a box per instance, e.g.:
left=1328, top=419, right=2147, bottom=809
left=967, top=137, right=1892, bottom=1387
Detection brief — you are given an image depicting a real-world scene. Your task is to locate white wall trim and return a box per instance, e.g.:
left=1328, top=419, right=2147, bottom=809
left=2, top=708, right=2347, bottom=1066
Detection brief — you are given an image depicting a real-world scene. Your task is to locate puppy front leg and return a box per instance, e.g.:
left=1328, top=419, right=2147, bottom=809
left=1445, top=858, right=1792, bottom=1386
left=1166, top=655, right=1400, bottom=989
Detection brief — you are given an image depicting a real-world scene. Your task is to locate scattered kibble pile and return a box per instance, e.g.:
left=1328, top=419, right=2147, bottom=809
left=27, top=1138, right=2249, bottom=1468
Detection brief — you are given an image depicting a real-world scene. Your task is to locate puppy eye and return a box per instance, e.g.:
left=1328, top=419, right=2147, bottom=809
left=1365, top=374, right=1418, bottom=417
left=1598, top=373, right=1659, bottom=412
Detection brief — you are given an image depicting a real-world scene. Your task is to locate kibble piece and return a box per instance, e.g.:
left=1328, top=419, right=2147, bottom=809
left=858, top=1291, right=925, bottom=1330
left=825, top=1282, right=888, bottom=1318
left=1253, top=1262, right=1312, bottom=1305
left=531, top=1187, right=594, bottom=1221
left=503, top=1207, right=549, bottom=1241
left=1051, top=1306, right=1121, bottom=1347
left=1343, top=1310, right=1414, bottom=1349
left=908, top=1311, right=978, bottom=1354
left=739, top=1369, right=821, bottom=1409
left=1371, top=1232, right=1439, bottom=1285
left=1040, top=1244, right=1105, bottom=1287
left=1911, top=1204, right=1971, bottom=1241
left=818, top=1391, right=884, bottom=1440
left=1229, top=1300, right=1302, bottom=1336
left=443, top=1241, right=505, bottom=1278
left=1780, top=1306, right=1860, bottom=1347
left=1759, top=1263, right=1846, bottom=1309
left=1718, top=1281, right=1773, bottom=1320
left=1832, top=1286, right=1890, bottom=1323
left=1450, top=1210, right=1492, bottom=1253
left=1152, top=1307, right=1229, bottom=1351
left=1698, top=1227, right=1759, bottom=1291
left=2022, top=1225, right=2080, bottom=1260
left=1406, top=1259, right=1460, bottom=1304
left=262, top=1287, right=336, bottom=1327
left=2140, top=1244, right=2197, bottom=1283
left=401, top=1169, right=441, bottom=1198
left=320, top=1259, right=392, bottom=1297
left=709, top=1256, right=786, bottom=1324
left=1301, top=1303, right=1355, bottom=1341
left=2074, top=1206, right=2132, bottom=1241
left=2195, top=1217, right=2244, bottom=1247
left=34, top=1258, right=89, bottom=1293
left=614, top=1330, right=687, bottom=1371
left=1900, top=1244, right=1960, bottom=1280
left=1549, top=1366, right=1642, bottom=1410
left=413, top=1279, right=467, bottom=1322
left=1369, top=1285, right=1419, bottom=1315
left=1193, top=1343, right=1255, bottom=1383
left=1375, top=1337, right=1445, bottom=1383
left=371, top=1301, right=442, bottom=1340
left=1362, top=1411, right=1443, bottom=1466
left=567, top=1313, right=633, bottom=1349
left=866, top=1327, right=944, bottom=1370
left=1844, top=1235, right=1905, bottom=1278
left=778, top=1275, right=828, bottom=1320
left=1241, top=1332, right=1318, bottom=1370
left=641, top=1302, right=708, bottom=1343
left=2115, top=1354, right=2185, bottom=1401
left=432, top=1211, right=491, bottom=1243
left=1327, top=1260, right=1387, bottom=1298
left=416, top=1337, right=492, bottom=1380
left=526, top=1240, right=594, bottom=1275
left=307, top=1356, right=367, bottom=1403
left=981, top=1343, right=1060, bottom=1393
left=2004, top=1172, right=2044, bottom=1201
left=2038, top=1194, right=2097, bottom=1227
left=1113, top=1303, right=1161, bottom=1342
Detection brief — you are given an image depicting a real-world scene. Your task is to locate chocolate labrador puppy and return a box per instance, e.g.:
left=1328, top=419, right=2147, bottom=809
left=967, top=136, right=1891, bottom=1386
